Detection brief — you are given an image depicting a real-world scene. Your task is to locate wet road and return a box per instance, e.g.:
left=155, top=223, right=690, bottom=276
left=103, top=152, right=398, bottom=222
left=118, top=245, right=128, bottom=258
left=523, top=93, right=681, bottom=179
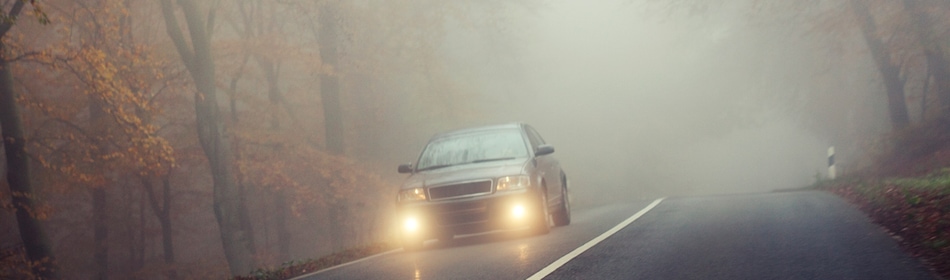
left=296, top=191, right=937, bottom=280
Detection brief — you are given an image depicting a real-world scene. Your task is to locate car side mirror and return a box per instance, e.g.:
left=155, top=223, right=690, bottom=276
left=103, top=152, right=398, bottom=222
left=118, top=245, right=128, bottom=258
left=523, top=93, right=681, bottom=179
left=398, top=163, right=413, bottom=174
left=535, top=145, right=555, bottom=156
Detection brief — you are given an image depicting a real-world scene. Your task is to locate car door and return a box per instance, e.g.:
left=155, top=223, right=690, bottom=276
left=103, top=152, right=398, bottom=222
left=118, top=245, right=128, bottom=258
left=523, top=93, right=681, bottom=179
left=525, top=125, right=560, bottom=206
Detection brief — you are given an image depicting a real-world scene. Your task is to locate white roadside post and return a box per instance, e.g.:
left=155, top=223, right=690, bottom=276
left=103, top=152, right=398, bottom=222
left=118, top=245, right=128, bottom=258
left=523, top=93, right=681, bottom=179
left=827, top=146, right=836, bottom=180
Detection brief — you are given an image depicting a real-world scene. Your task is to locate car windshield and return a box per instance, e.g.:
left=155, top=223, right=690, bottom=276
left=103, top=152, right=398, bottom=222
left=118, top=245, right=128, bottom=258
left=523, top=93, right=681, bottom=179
left=416, top=129, right=528, bottom=171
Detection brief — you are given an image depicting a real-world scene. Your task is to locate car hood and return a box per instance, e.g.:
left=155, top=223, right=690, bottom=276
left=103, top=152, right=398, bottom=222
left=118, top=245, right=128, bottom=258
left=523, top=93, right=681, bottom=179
left=402, top=158, right=529, bottom=189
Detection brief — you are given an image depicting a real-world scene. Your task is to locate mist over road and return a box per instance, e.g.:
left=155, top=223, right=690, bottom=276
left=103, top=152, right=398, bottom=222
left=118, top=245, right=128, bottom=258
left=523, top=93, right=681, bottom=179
left=544, top=191, right=935, bottom=279
left=446, top=0, right=835, bottom=206
left=299, top=191, right=935, bottom=280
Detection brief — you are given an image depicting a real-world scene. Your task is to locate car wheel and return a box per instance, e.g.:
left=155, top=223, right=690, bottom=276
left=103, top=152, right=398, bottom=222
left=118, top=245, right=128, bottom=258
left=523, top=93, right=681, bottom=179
left=533, top=190, right=551, bottom=235
left=552, top=179, right=571, bottom=227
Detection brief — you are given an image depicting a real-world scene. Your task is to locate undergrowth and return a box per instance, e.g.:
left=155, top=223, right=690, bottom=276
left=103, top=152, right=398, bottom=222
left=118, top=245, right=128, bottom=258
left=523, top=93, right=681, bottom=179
left=817, top=120, right=950, bottom=278
left=232, top=242, right=396, bottom=280
left=820, top=170, right=950, bottom=278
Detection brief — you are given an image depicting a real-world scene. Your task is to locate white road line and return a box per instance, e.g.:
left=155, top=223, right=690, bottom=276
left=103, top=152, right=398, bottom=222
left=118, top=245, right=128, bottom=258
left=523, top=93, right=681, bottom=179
left=289, top=248, right=401, bottom=280
left=526, top=198, right=666, bottom=280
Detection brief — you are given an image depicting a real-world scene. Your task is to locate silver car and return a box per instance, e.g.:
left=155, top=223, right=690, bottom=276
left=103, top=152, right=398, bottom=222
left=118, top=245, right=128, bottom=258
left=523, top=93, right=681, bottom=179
left=396, top=123, right=570, bottom=250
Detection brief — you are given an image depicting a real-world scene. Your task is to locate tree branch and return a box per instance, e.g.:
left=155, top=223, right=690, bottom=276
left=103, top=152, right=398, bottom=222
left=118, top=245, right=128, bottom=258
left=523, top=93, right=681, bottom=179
left=140, top=176, right=165, bottom=218
left=177, top=0, right=209, bottom=59
left=159, top=0, right=195, bottom=72
left=0, top=0, right=26, bottom=37
left=207, top=0, right=220, bottom=39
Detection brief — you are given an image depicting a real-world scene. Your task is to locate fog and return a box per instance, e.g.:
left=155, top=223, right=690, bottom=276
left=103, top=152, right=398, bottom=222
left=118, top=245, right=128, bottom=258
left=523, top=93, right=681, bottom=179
left=5, top=0, right=905, bottom=277
left=393, top=0, right=839, bottom=207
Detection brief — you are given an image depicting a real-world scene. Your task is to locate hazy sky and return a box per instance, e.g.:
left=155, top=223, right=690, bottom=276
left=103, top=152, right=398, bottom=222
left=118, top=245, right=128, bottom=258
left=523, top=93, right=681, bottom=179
left=443, top=0, right=831, bottom=205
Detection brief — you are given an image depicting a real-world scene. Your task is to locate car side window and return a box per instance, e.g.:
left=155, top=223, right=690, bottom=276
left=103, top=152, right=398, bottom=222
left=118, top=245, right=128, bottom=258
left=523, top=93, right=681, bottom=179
left=525, top=126, right=545, bottom=149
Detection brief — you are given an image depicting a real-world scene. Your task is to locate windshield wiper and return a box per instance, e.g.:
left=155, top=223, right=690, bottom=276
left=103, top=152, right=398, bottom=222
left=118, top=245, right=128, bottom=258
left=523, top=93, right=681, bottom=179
left=471, top=157, right=516, bottom=164
left=416, top=164, right=454, bottom=172
left=418, top=157, right=515, bottom=171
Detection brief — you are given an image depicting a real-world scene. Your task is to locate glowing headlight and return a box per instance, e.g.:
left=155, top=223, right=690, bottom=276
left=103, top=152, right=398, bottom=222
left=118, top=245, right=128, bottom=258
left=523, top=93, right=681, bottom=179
left=512, top=204, right=526, bottom=218
left=398, top=188, right=427, bottom=202
left=496, top=175, right=530, bottom=191
left=403, top=217, right=420, bottom=232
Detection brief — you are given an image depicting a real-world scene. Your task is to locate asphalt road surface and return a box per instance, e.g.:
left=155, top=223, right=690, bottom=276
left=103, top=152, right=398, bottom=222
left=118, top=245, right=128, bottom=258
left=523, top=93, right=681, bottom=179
left=297, top=191, right=937, bottom=280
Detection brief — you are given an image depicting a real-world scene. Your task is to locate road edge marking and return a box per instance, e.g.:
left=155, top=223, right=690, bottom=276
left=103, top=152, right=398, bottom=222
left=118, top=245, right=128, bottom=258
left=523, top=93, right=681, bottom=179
left=289, top=248, right=401, bottom=280
left=526, top=197, right=666, bottom=280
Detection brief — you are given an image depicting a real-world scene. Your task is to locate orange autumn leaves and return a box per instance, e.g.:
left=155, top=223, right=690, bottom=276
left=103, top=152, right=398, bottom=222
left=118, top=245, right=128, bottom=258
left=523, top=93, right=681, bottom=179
left=14, top=0, right=380, bottom=213
left=18, top=0, right=175, bottom=189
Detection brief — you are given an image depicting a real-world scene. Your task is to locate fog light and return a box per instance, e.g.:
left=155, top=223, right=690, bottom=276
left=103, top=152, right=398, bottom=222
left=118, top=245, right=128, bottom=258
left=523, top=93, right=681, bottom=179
left=512, top=204, right=526, bottom=219
left=404, top=217, right=420, bottom=233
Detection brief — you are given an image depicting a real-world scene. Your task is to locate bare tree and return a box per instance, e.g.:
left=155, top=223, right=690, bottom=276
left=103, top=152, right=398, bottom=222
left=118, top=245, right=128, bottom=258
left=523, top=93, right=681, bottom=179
left=159, top=0, right=257, bottom=276
left=902, top=0, right=950, bottom=118
left=850, top=0, right=910, bottom=130
left=316, top=1, right=344, bottom=155
left=0, top=1, right=58, bottom=279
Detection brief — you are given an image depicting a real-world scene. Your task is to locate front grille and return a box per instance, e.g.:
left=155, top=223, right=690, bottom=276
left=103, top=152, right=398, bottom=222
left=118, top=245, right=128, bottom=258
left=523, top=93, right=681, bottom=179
left=428, top=180, right=492, bottom=200
left=430, top=200, right=491, bottom=226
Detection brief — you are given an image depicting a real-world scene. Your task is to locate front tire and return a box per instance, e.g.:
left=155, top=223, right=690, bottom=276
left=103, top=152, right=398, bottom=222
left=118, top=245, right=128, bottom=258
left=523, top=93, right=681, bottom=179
left=552, top=179, right=571, bottom=226
left=532, top=190, right=551, bottom=235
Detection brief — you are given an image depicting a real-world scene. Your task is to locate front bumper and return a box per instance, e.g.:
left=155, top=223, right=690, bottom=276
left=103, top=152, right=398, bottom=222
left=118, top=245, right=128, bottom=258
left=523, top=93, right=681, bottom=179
left=397, top=190, right=538, bottom=239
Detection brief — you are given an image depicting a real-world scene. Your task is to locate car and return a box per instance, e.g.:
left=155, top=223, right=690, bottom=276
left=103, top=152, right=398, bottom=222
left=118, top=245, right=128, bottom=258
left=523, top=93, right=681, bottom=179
left=395, top=123, right=570, bottom=250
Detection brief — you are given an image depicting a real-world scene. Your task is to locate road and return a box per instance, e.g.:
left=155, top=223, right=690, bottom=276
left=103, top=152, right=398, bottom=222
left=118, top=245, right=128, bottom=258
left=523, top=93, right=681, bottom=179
left=297, top=191, right=937, bottom=280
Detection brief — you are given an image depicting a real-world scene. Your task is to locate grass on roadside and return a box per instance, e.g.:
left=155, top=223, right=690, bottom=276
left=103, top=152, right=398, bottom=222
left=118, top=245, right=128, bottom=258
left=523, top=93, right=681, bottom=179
left=232, top=242, right=397, bottom=280
left=818, top=169, right=950, bottom=278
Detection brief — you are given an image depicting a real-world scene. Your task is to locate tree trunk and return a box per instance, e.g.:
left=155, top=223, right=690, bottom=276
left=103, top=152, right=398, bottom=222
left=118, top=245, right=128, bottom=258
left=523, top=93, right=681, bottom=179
left=159, top=177, right=176, bottom=280
left=319, top=3, right=345, bottom=155
left=255, top=56, right=293, bottom=262
left=125, top=190, right=140, bottom=274
left=256, top=57, right=282, bottom=129
left=902, top=0, right=950, bottom=119
left=141, top=175, right=177, bottom=279
left=136, top=191, right=146, bottom=271
left=90, top=96, right=110, bottom=280
left=925, top=52, right=950, bottom=118
left=92, top=188, right=108, bottom=279
left=315, top=17, right=348, bottom=242
left=274, top=191, right=290, bottom=261
left=851, top=0, right=910, bottom=130
left=328, top=205, right=341, bottom=251
left=159, top=0, right=256, bottom=276
left=228, top=55, right=256, bottom=266
left=0, top=2, right=58, bottom=278
left=0, top=42, right=58, bottom=279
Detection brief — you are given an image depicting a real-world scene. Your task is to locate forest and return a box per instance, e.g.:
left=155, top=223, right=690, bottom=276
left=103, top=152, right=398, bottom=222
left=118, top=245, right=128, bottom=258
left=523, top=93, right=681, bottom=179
left=2, top=0, right=949, bottom=279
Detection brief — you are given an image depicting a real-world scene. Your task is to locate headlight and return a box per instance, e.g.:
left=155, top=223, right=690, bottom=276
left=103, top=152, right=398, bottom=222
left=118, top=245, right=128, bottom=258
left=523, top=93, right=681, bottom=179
left=398, top=188, right=427, bottom=202
left=403, top=216, right=420, bottom=233
left=511, top=204, right=526, bottom=219
left=496, top=175, right=530, bottom=191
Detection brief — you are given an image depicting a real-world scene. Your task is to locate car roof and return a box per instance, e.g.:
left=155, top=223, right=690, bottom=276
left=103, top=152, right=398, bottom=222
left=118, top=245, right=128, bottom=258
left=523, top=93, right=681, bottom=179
left=430, top=122, right=525, bottom=139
